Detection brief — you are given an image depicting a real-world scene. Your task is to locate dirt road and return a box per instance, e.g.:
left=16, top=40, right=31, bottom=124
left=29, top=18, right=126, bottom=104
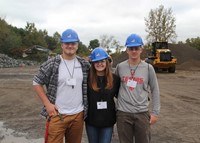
left=0, top=66, right=199, bottom=143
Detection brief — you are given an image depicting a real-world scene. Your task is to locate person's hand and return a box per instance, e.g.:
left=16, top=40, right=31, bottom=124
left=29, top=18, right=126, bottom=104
left=45, top=102, right=58, bottom=116
left=150, top=114, right=158, bottom=125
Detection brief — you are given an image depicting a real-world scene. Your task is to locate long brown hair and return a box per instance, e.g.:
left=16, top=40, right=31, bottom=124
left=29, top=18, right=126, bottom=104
left=89, top=59, right=113, bottom=91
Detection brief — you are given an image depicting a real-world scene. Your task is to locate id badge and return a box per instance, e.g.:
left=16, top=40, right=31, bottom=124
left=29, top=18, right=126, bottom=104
left=66, top=78, right=76, bottom=86
left=127, top=79, right=137, bottom=88
left=97, top=101, right=107, bottom=109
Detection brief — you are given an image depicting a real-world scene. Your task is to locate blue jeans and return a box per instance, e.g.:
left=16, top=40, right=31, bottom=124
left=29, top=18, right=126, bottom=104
left=85, top=123, right=113, bottom=143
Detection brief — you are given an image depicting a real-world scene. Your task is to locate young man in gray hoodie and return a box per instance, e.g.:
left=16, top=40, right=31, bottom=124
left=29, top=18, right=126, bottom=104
left=115, top=33, right=160, bottom=143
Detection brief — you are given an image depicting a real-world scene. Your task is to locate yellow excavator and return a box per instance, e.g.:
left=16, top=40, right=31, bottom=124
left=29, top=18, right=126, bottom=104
left=145, top=41, right=177, bottom=73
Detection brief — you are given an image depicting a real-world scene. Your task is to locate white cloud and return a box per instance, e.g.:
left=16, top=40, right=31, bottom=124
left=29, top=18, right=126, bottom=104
left=0, top=0, right=200, bottom=46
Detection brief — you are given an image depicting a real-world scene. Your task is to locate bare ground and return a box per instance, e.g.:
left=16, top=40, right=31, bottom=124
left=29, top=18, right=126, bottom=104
left=0, top=65, right=200, bottom=143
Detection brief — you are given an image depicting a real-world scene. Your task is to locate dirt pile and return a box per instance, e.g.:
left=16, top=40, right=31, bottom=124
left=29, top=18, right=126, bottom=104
left=177, top=59, right=200, bottom=70
left=112, top=44, right=200, bottom=70
left=1, top=66, right=200, bottom=143
left=168, top=44, right=200, bottom=65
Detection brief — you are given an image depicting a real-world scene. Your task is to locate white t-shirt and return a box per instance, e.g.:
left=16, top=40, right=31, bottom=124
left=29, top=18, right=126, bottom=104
left=55, top=55, right=83, bottom=115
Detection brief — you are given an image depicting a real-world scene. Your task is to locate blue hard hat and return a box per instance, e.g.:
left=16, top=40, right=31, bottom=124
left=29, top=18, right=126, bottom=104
left=60, top=29, right=80, bottom=43
left=125, top=34, right=144, bottom=47
left=90, top=47, right=109, bottom=62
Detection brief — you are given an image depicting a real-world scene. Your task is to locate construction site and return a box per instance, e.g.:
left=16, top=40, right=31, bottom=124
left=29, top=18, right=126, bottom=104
left=0, top=43, right=200, bottom=143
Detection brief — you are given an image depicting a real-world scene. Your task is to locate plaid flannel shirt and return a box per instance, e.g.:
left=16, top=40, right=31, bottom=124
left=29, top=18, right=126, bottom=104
left=33, top=55, right=90, bottom=119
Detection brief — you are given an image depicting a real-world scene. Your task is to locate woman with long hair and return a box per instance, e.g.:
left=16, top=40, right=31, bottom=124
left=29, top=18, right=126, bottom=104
left=85, top=47, right=120, bottom=143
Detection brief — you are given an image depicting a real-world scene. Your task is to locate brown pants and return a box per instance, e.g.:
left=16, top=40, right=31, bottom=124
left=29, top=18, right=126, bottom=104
left=46, top=111, right=84, bottom=143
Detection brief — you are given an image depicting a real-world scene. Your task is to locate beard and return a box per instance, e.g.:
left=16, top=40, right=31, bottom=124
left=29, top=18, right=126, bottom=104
left=63, top=48, right=77, bottom=56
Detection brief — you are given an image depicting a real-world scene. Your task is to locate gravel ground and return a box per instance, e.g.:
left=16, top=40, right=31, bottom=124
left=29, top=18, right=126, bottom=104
left=0, top=66, right=200, bottom=143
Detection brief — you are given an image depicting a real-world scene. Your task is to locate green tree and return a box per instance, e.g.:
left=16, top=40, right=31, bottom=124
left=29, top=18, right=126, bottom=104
left=45, top=35, right=57, bottom=50
left=23, top=22, right=47, bottom=47
left=52, top=32, right=61, bottom=54
left=0, top=18, right=21, bottom=56
left=88, top=39, right=100, bottom=50
left=177, top=41, right=184, bottom=44
left=145, top=5, right=177, bottom=43
left=185, top=37, right=200, bottom=50
left=77, top=42, right=90, bottom=57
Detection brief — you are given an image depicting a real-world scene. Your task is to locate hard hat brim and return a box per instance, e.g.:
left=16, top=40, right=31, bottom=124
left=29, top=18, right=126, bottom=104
left=61, top=39, right=79, bottom=43
left=126, top=43, right=143, bottom=47
left=91, top=57, right=108, bottom=62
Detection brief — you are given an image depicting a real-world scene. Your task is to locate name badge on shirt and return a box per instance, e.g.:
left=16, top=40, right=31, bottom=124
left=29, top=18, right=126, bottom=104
left=66, top=78, right=76, bottom=86
left=75, top=65, right=81, bottom=68
left=97, top=101, right=107, bottom=109
left=127, top=79, right=137, bottom=88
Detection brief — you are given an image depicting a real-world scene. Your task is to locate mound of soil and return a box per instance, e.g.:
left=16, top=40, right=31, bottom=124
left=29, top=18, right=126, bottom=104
left=168, top=44, right=200, bottom=65
left=177, top=59, right=200, bottom=71
left=112, top=44, right=200, bottom=71
left=1, top=66, right=200, bottom=143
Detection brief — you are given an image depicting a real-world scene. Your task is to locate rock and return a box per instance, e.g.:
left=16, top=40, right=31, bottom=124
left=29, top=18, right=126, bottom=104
left=0, top=54, right=37, bottom=68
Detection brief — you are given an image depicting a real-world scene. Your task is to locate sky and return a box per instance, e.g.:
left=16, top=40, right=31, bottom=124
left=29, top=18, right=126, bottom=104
left=0, top=0, right=200, bottom=46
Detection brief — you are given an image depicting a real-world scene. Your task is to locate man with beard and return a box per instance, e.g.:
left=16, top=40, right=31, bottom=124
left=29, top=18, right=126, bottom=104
left=33, top=29, right=90, bottom=143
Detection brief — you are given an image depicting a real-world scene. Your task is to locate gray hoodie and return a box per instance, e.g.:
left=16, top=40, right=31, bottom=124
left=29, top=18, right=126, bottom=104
left=115, top=60, right=160, bottom=115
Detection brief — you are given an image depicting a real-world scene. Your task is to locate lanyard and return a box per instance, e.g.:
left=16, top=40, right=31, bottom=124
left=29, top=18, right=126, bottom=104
left=63, top=58, right=76, bottom=89
left=63, top=58, right=76, bottom=78
left=128, top=60, right=140, bottom=79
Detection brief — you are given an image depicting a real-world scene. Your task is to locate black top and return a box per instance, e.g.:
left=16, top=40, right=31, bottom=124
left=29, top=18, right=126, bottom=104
left=85, top=74, right=120, bottom=127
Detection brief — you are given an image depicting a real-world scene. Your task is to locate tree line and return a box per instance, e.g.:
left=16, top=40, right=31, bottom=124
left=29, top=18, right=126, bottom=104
left=0, top=18, right=60, bottom=61
left=0, top=17, right=124, bottom=61
left=0, top=5, right=199, bottom=62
